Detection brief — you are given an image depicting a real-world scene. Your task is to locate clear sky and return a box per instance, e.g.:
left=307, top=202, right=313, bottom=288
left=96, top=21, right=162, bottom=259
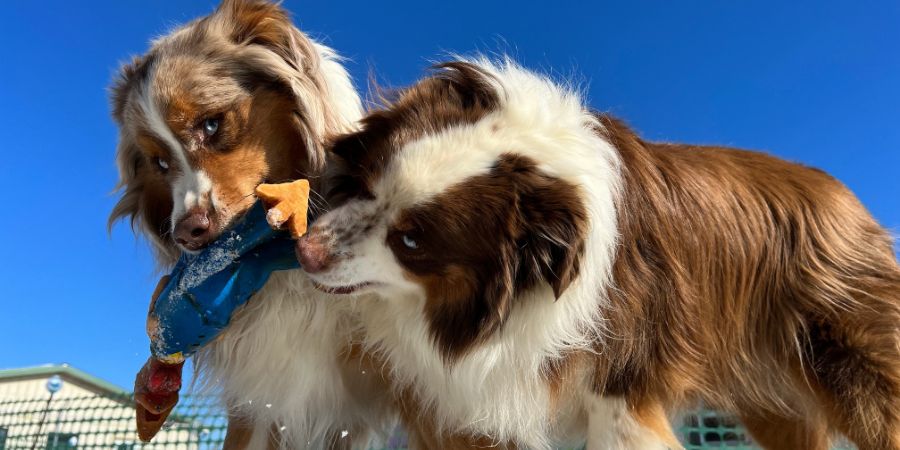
left=0, top=0, right=897, bottom=390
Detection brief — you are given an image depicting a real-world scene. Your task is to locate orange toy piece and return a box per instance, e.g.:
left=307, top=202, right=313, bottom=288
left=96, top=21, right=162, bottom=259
left=255, top=179, right=311, bottom=239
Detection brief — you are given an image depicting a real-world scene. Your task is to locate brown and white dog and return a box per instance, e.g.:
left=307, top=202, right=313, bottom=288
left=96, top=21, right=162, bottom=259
left=109, top=1, right=395, bottom=448
left=297, top=59, right=900, bottom=449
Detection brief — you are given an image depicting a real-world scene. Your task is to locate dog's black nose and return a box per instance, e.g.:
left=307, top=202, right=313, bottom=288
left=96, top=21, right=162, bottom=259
left=174, top=209, right=212, bottom=251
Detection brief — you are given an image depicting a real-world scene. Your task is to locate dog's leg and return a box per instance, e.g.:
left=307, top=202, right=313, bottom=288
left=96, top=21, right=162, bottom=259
left=802, top=314, right=900, bottom=450
left=774, top=195, right=900, bottom=450
left=222, top=413, right=253, bottom=450
left=586, top=396, right=681, bottom=450
left=323, top=425, right=377, bottom=450
left=740, top=412, right=830, bottom=450
left=405, top=425, right=432, bottom=450
left=222, top=413, right=277, bottom=450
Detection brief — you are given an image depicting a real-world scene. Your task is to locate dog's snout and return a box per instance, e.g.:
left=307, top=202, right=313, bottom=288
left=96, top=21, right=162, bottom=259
left=174, top=209, right=213, bottom=251
left=296, top=230, right=334, bottom=274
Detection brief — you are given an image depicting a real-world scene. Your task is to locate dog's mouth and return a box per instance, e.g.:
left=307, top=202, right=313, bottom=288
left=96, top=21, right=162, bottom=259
left=310, top=280, right=376, bottom=295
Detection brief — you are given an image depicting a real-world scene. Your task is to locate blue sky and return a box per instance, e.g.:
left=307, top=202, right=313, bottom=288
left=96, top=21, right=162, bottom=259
left=0, top=0, right=897, bottom=390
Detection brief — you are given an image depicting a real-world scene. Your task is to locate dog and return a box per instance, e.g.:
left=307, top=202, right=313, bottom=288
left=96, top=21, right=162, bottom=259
left=109, top=1, right=395, bottom=448
left=296, top=58, right=900, bottom=449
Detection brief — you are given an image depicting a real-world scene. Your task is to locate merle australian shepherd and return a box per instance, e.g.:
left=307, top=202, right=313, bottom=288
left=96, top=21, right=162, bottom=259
left=108, top=1, right=394, bottom=448
left=295, top=59, right=900, bottom=449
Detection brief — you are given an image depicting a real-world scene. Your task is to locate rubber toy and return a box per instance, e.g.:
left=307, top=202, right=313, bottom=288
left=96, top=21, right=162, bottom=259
left=135, top=180, right=309, bottom=442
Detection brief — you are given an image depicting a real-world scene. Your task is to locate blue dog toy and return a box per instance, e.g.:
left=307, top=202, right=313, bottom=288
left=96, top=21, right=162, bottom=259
left=148, top=195, right=304, bottom=363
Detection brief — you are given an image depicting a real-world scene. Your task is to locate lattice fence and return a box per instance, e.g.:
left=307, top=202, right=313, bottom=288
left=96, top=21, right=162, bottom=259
left=0, top=393, right=855, bottom=449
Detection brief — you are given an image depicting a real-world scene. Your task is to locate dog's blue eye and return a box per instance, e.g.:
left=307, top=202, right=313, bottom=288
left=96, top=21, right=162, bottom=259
left=401, top=234, right=418, bottom=250
left=155, top=157, right=169, bottom=172
left=202, top=118, right=219, bottom=136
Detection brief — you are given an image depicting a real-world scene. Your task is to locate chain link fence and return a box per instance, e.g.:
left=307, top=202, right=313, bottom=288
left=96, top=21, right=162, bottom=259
left=0, top=392, right=855, bottom=449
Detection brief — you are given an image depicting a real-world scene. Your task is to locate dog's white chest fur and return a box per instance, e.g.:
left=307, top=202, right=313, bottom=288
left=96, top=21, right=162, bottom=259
left=195, top=270, right=388, bottom=447
left=360, top=291, right=592, bottom=449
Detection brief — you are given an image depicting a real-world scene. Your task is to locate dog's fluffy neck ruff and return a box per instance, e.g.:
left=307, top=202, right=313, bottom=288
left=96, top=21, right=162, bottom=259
left=357, top=60, right=622, bottom=448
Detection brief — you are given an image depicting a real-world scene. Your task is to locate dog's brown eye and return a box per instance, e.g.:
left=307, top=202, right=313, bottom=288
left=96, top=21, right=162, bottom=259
left=202, top=117, right=219, bottom=137
left=155, top=157, right=169, bottom=173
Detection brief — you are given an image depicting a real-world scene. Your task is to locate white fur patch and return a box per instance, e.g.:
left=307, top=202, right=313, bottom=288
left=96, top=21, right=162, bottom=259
left=307, top=59, right=624, bottom=447
left=305, top=199, right=420, bottom=296
left=171, top=169, right=213, bottom=226
left=138, top=79, right=186, bottom=168
left=194, top=271, right=394, bottom=449
left=137, top=72, right=215, bottom=234
left=314, top=42, right=364, bottom=132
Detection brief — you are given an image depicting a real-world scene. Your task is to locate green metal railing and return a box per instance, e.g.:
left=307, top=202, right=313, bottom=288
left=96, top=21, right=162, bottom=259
left=0, top=393, right=853, bottom=449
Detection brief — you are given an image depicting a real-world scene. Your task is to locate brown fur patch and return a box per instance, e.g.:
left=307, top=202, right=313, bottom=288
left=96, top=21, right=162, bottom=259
left=593, top=115, right=900, bottom=450
left=221, top=415, right=253, bottom=450
left=326, top=62, right=500, bottom=206
left=740, top=412, right=831, bottom=450
left=220, top=417, right=283, bottom=450
left=385, top=153, right=588, bottom=360
left=194, top=88, right=308, bottom=223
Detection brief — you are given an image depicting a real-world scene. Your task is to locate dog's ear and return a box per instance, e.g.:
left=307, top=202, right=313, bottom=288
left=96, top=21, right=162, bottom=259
left=426, top=244, right=518, bottom=362
left=479, top=243, right=517, bottom=330
left=510, top=159, right=588, bottom=299
left=108, top=139, right=179, bottom=266
left=107, top=141, right=180, bottom=266
left=108, top=56, right=146, bottom=229
left=522, top=196, right=587, bottom=299
left=110, top=55, right=149, bottom=125
left=108, top=55, right=179, bottom=266
left=432, top=61, right=501, bottom=112
left=215, top=0, right=346, bottom=173
left=217, top=0, right=306, bottom=67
